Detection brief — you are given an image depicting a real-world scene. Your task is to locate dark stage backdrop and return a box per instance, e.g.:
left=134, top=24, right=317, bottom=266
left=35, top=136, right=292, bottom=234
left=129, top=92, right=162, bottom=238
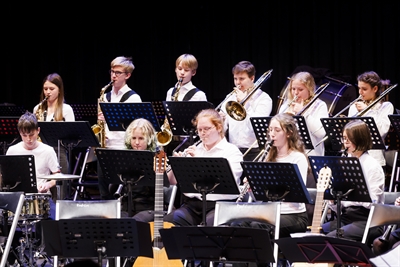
left=2, top=2, right=400, bottom=117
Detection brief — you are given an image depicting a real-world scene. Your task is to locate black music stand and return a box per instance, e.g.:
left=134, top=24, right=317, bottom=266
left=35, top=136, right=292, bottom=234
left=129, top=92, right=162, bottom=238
left=320, top=116, right=385, bottom=152
left=151, top=101, right=167, bottom=128
left=250, top=116, right=314, bottom=150
left=0, top=155, right=37, bottom=193
left=95, top=148, right=164, bottom=217
left=388, top=114, right=400, bottom=149
left=70, top=103, right=97, bottom=125
left=167, top=156, right=240, bottom=226
left=0, top=116, right=20, bottom=155
left=275, top=235, right=373, bottom=266
left=99, top=102, right=161, bottom=132
left=241, top=161, right=313, bottom=204
left=160, top=226, right=275, bottom=265
left=0, top=105, right=26, bottom=117
left=163, top=101, right=214, bottom=136
left=40, top=218, right=153, bottom=266
left=38, top=121, right=100, bottom=174
left=308, top=156, right=371, bottom=238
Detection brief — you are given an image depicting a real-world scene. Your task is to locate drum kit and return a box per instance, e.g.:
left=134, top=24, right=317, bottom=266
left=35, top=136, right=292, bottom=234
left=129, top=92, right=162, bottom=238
left=3, top=173, right=80, bottom=267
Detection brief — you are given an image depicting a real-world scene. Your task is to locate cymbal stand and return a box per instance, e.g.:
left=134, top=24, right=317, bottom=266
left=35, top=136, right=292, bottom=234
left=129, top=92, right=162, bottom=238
left=16, top=220, right=49, bottom=267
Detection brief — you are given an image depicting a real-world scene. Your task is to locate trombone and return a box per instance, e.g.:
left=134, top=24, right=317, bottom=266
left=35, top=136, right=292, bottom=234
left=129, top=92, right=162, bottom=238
left=224, top=69, right=273, bottom=121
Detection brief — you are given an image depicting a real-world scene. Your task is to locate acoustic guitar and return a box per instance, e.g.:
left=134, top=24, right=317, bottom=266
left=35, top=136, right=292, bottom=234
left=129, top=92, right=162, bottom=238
left=133, top=149, right=183, bottom=267
left=292, top=165, right=334, bottom=267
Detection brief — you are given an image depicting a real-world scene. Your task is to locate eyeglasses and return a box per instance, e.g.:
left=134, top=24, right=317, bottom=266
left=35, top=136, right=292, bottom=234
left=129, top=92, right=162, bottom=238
left=340, top=136, right=351, bottom=143
left=195, top=126, right=215, bottom=134
left=109, top=70, right=126, bottom=77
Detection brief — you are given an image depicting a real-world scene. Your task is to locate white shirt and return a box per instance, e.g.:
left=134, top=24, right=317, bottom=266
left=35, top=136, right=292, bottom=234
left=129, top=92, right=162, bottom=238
left=348, top=101, right=394, bottom=166
left=33, top=103, right=75, bottom=121
left=276, top=150, right=309, bottom=214
left=221, top=89, right=273, bottom=148
left=6, top=142, right=60, bottom=192
left=183, top=137, right=243, bottom=201
left=338, top=152, right=385, bottom=210
left=166, top=81, right=207, bottom=101
left=104, top=84, right=142, bottom=149
left=279, top=99, right=329, bottom=156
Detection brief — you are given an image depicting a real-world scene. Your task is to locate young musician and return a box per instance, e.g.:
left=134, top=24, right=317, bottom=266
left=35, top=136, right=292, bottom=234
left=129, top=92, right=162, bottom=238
left=229, top=113, right=310, bottom=238
left=164, top=109, right=243, bottom=227
left=97, top=56, right=142, bottom=200
left=219, top=61, right=273, bottom=161
left=348, top=71, right=394, bottom=169
left=278, top=71, right=329, bottom=157
left=322, top=119, right=385, bottom=243
left=166, top=53, right=207, bottom=101
left=33, top=73, right=75, bottom=199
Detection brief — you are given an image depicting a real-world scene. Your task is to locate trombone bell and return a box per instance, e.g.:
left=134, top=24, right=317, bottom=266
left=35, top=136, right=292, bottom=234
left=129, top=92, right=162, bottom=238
left=225, top=101, right=246, bottom=121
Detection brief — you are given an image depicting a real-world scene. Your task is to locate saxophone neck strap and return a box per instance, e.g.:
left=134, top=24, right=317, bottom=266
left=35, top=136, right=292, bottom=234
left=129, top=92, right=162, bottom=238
left=106, top=90, right=137, bottom=102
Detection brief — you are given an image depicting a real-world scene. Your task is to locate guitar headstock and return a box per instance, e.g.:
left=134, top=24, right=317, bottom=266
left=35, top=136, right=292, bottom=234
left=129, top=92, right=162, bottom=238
left=317, top=165, right=332, bottom=192
left=154, top=149, right=167, bottom=174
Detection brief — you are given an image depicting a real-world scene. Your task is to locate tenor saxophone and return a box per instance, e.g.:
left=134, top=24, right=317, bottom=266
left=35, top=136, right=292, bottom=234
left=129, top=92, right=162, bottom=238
left=92, top=81, right=113, bottom=147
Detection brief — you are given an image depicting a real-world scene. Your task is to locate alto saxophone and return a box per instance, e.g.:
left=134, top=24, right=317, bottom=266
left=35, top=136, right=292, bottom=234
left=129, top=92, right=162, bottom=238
left=92, top=81, right=113, bottom=147
left=35, top=96, right=48, bottom=121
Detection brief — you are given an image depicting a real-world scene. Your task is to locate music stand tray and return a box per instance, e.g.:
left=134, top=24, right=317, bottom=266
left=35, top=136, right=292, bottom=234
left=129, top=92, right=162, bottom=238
left=162, top=101, right=214, bottom=135
left=241, top=161, right=312, bottom=204
left=168, top=157, right=240, bottom=196
left=275, top=235, right=373, bottom=265
left=320, top=116, right=385, bottom=151
left=168, top=156, right=240, bottom=226
left=151, top=101, right=167, bottom=128
left=160, top=226, right=275, bottom=264
left=99, top=102, right=161, bottom=132
left=250, top=116, right=314, bottom=150
left=0, top=116, right=19, bottom=140
left=95, top=148, right=158, bottom=186
left=0, top=106, right=26, bottom=117
left=0, top=155, right=37, bottom=193
left=70, top=103, right=98, bottom=125
left=40, top=218, right=153, bottom=259
left=308, top=156, right=371, bottom=203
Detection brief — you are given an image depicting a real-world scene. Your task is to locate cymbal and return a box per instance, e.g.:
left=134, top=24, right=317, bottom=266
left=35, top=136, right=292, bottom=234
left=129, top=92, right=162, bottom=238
left=38, top=173, right=80, bottom=180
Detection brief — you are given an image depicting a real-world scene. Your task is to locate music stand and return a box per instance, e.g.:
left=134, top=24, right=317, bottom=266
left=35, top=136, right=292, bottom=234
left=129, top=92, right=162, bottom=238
left=0, top=155, right=37, bottom=193
left=0, top=116, right=20, bottom=155
left=160, top=226, right=275, bottom=265
left=0, top=105, right=26, bottom=117
left=40, top=218, right=153, bottom=266
left=388, top=114, right=400, bottom=149
left=250, top=116, right=314, bottom=150
left=320, top=116, right=385, bottom=152
left=70, top=103, right=97, bottom=125
left=99, top=102, right=161, bottom=132
left=308, top=156, right=371, bottom=238
left=167, top=156, right=240, bottom=226
left=151, top=101, right=167, bottom=128
left=162, top=101, right=214, bottom=136
left=275, top=235, right=373, bottom=266
left=241, top=161, right=313, bottom=204
left=38, top=121, right=100, bottom=173
left=96, top=148, right=163, bottom=217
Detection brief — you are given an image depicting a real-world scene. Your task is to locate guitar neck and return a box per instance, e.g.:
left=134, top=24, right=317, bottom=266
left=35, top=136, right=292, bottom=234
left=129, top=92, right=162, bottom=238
left=309, top=191, right=325, bottom=234
left=153, top=173, right=164, bottom=239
